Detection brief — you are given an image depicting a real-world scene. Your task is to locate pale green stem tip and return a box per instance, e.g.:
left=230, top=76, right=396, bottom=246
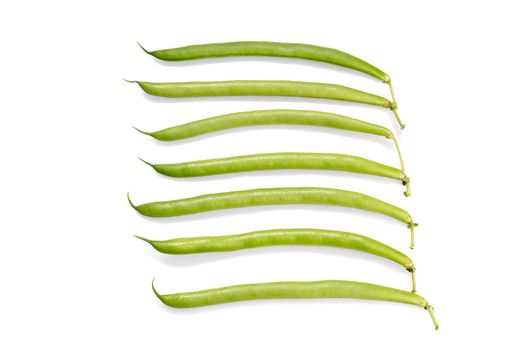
left=411, top=270, right=417, bottom=293
left=391, top=135, right=405, bottom=172
left=403, top=180, right=411, bottom=197
left=427, top=306, right=439, bottom=330
left=388, top=80, right=397, bottom=105
left=408, top=223, right=418, bottom=249
left=392, top=109, right=406, bottom=130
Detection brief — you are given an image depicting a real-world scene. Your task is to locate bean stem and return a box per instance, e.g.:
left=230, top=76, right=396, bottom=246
left=386, top=83, right=404, bottom=130
left=388, top=80, right=397, bottom=106
left=391, top=108, right=405, bottom=130
left=427, top=306, right=439, bottom=330
left=388, top=134, right=410, bottom=196
left=408, top=223, right=418, bottom=249
left=411, top=225, right=415, bottom=249
left=411, top=270, right=417, bottom=293
left=390, top=135, right=405, bottom=172
left=403, top=178, right=411, bottom=198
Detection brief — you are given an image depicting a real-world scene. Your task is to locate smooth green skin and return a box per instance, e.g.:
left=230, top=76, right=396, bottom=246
left=134, top=41, right=405, bottom=128
left=132, top=80, right=394, bottom=110
left=137, top=228, right=409, bottom=266
left=136, top=109, right=392, bottom=141
left=152, top=279, right=438, bottom=329
left=135, top=109, right=408, bottom=181
left=128, top=187, right=417, bottom=247
left=140, top=152, right=408, bottom=193
left=140, top=41, right=389, bottom=83
left=128, top=187, right=411, bottom=221
left=137, top=228, right=416, bottom=291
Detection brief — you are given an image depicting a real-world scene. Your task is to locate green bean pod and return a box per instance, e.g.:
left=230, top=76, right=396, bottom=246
left=152, top=279, right=438, bottom=329
left=139, top=152, right=411, bottom=196
left=136, top=228, right=416, bottom=291
left=129, top=80, right=405, bottom=129
left=134, top=109, right=407, bottom=175
left=138, top=41, right=398, bottom=104
left=127, top=187, right=418, bottom=248
left=140, top=41, right=388, bottom=82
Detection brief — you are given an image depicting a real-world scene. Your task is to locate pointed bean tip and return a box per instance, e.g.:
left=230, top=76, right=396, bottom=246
left=152, top=278, right=160, bottom=297
left=127, top=192, right=137, bottom=210
left=152, top=278, right=165, bottom=303
left=133, top=235, right=152, bottom=244
left=132, top=126, right=151, bottom=136
left=137, top=157, right=154, bottom=168
left=137, top=42, right=150, bottom=54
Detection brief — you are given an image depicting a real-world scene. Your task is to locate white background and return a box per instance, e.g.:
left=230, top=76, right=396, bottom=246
left=1, top=1, right=523, bottom=348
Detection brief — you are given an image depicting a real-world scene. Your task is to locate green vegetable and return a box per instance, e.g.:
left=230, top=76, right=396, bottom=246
left=136, top=228, right=416, bottom=291
left=134, top=109, right=407, bottom=175
left=139, top=152, right=410, bottom=196
left=138, top=41, right=397, bottom=105
left=128, top=187, right=418, bottom=248
left=152, top=279, right=438, bottom=329
left=129, top=80, right=405, bottom=129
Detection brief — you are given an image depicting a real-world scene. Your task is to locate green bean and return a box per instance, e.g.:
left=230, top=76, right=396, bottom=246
left=128, top=80, right=405, bottom=129
left=138, top=41, right=398, bottom=105
left=136, top=228, right=417, bottom=291
left=152, top=279, right=438, bottom=329
left=127, top=187, right=418, bottom=248
left=134, top=109, right=407, bottom=176
left=138, top=152, right=411, bottom=196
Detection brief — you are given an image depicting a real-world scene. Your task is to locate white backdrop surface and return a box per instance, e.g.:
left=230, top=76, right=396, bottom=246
left=1, top=1, right=523, bottom=348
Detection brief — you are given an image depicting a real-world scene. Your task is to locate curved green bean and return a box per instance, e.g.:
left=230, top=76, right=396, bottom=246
left=136, top=228, right=416, bottom=291
left=128, top=80, right=405, bottom=129
left=134, top=109, right=407, bottom=177
left=152, top=279, right=438, bottom=329
left=138, top=41, right=397, bottom=104
left=138, top=152, right=411, bottom=196
left=127, top=187, right=418, bottom=248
